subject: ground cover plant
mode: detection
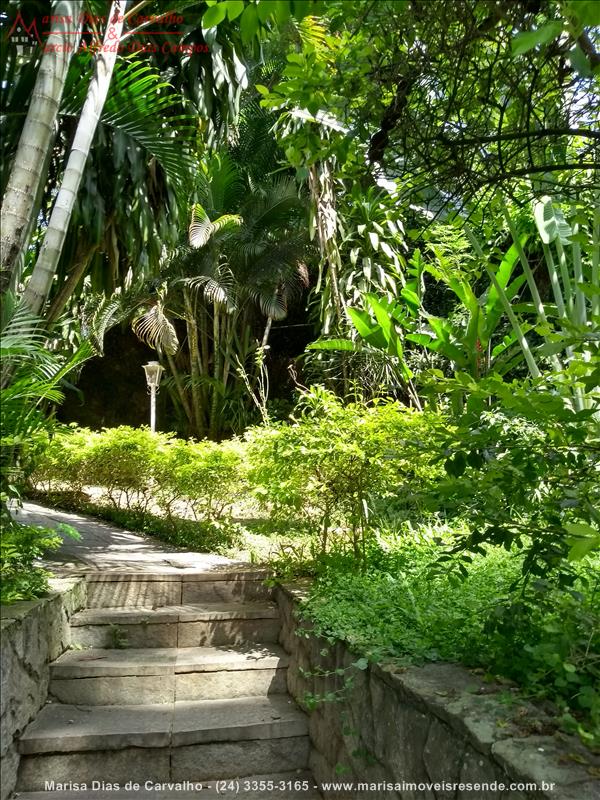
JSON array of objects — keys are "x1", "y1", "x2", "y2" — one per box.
[{"x1": 299, "y1": 535, "x2": 600, "y2": 748}]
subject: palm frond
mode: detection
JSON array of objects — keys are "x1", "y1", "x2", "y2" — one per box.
[
  {"x1": 242, "y1": 176, "x2": 304, "y2": 233},
  {"x1": 189, "y1": 204, "x2": 213, "y2": 248},
  {"x1": 82, "y1": 295, "x2": 128, "y2": 356},
  {"x1": 189, "y1": 204, "x2": 243, "y2": 249},
  {"x1": 297, "y1": 15, "x2": 332, "y2": 60},
  {"x1": 201, "y1": 153, "x2": 245, "y2": 214},
  {"x1": 62, "y1": 56, "x2": 196, "y2": 208},
  {"x1": 1, "y1": 293, "x2": 94, "y2": 480},
  {"x1": 185, "y1": 267, "x2": 238, "y2": 310},
  {"x1": 132, "y1": 304, "x2": 179, "y2": 355},
  {"x1": 0, "y1": 297, "x2": 50, "y2": 361},
  {"x1": 257, "y1": 292, "x2": 288, "y2": 321}
]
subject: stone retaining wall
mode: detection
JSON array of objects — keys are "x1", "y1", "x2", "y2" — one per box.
[
  {"x1": 0, "y1": 577, "x2": 86, "y2": 800},
  {"x1": 276, "y1": 584, "x2": 599, "y2": 800}
]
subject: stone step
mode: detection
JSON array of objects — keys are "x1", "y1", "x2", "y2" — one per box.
[
  {"x1": 84, "y1": 570, "x2": 272, "y2": 609},
  {"x1": 70, "y1": 601, "x2": 281, "y2": 648},
  {"x1": 49, "y1": 645, "x2": 290, "y2": 704},
  {"x1": 14, "y1": 771, "x2": 322, "y2": 799},
  {"x1": 17, "y1": 697, "x2": 309, "y2": 790}
]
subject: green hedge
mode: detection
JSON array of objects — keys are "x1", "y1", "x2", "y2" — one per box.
[{"x1": 32, "y1": 425, "x2": 246, "y2": 521}]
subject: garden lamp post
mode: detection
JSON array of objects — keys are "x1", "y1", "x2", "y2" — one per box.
[{"x1": 143, "y1": 361, "x2": 164, "y2": 433}]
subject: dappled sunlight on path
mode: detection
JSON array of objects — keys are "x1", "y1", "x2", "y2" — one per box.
[{"x1": 16, "y1": 501, "x2": 246, "y2": 574}]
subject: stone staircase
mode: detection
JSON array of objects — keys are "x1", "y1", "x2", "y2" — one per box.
[{"x1": 14, "y1": 569, "x2": 321, "y2": 799}]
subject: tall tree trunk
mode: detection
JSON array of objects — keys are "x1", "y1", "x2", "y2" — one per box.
[
  {"x1": 209, "y1": 304, "x2": 222, "y2": 440},
  {"x1": 0, "y1": 1, "x2": 81, "y2": 292},
  {"x1": 22, "y1": 1, "x2": 127, "y2": 314},
  {"x1": 309, "y1": 161, "x2": 349, "y2": 393},
  {"x1": 261, "y1": 315, "x2": 273, "y2": 348},
  {"x1": 183, "y1": 288, "x2": 205, "y2": 438}
]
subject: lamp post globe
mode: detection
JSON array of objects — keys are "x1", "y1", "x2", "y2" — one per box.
[{"x1": 143, "y1": 361, "x2": 164, "y2": 433}]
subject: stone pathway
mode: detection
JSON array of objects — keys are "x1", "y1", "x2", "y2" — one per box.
[
  {"x1": 12, "y1": 503, "x2": 321, "y2": 799},
  {"x1": 15, "y1": 502, "x2": 239, "y2": 572}
]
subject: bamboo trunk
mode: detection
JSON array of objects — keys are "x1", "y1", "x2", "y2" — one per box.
[
  {"x1": 209, "y1": 304, "x2": 222, "y2": 440},
  {"x1": 23, "y1": 1, "x2": 127, "y2": 314},
  {"x1": 166, "y1": 350, "x2": 193, "y2": 424},
  {"x1": 1, "y1": 1, "x2": 81, "y2": 290}
]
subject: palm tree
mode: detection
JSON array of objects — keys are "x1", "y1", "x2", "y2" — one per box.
[
  {"x1": 134, "y1": 153, "x2": 311, "y2": 439},
  {"x1": 0, "y1": 293, "x2": 92, "y2": 519}
]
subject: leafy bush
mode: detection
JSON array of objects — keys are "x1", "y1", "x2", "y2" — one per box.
[
  {"x1": 245, "y1": 387, "x2": 443, "y2": 557},
  {"x1": 83, "y1": 426, "x2": 159, "y2": 510},
  {"x1": 31, "y1": 426, "x2": 247, "y2": 548},
  {"x1": 153, "y1": 437, "x2": 245, "y2": 521},
  {"x1": 32, "y1": 427, "x2": 95, "y2": 496},
  {"x1": 1, "y1": 523, "x2": 65, "y2": 604},
  {"x1": 426, "y1": 373, "x2": 600, "y2": 583},
  {"x1": 32, "y1": 426, "x2": 246, "y2": 518}
]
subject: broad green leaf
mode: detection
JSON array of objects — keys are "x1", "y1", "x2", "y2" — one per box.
[
  {"x1": 565, "y1": 521, "x2": 600, "y2": 561},
  {"x1": 240, "y1": 4, "x2": 259, "y2": 44},
  {"x1": 533, "y1": 197, "x2": 572, "y2": 244},
  {"x1": 307, "y1": 338, "x2": 360, "y2": 352},
  {"x1": 427, "y1": 315, "x2": 451, "y2": 343},
  {"x1": 257, "y1": 1, "x2": 273, "y2": 22},
  {"x1": 380, "y1": 241, "x2": 394, "y2": 260},
  {"x1": 400, "y1": 287, "x2": 420, "y2": 310},
  {"x1": 568, "y1": 44, "x2": 593, "y2": 77},
  {"x1": 485, "y1": 238, "x2": 525, "y2": 315},
  {"x1": 365, "y1": 294, "x2": 393, "y2": 339},
  {"x1": 225, "y1": 0, "x2": 245, "y2": 21},
  {"x1": 538, "y1": 340, "x2": 569, "y2": 356},
  {"x1": 568, "y1": 536, "x2": 600, "y2": 561},
  {"x1": 512, "y1": 22, "x2": 562, "y2": 56},
  {"x1": 491, "y1": 332, "x2": 518, "y2": 358},
  {"x1": 368, "y1": 231, "x2": 379, "y2": 250},
  {"x1": 565, "y1": 522, "x2": 599, "y2": 537},
  {"x1": 405, "y1": 333, "x2": 466, "y2": 365},
  {"x1": 567, "y1": 0, "x2": 600, "y2": 26},
  {"x1": 273, "y1": 0, "x2": 292, "y2": 23},
  {"x1": 347, "y1": 306, "x2": 377, "y2": 339},
  {"x1": 202, "y1": 3, "x2": 228, "y2": 27},
  {"x1": 292, "y1": 0, "x2": 310, "y2": 19}
]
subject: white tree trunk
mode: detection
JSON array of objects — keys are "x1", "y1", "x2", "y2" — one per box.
[
  {"x1": 23, "y1": 1, "x2": 127, "y2": 314},
  {"x1": 0, "y1": 1, "x2": 81, "y2": 291}
]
